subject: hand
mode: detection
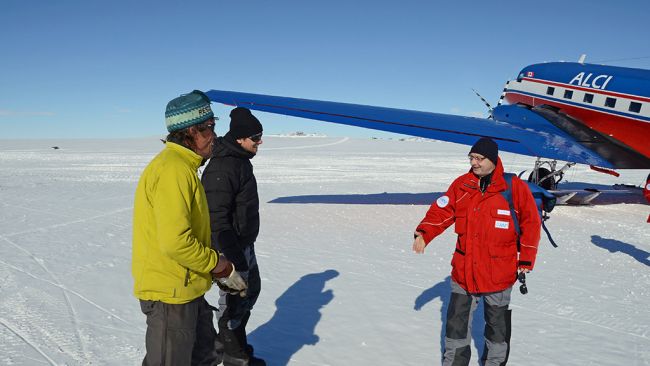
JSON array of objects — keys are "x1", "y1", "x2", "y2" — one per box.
[
  {"x1": 413, "y1": 233, "x2": 426, "y2": 254},
  {"x1": 518, "y1": 268, "x2": 530, "y2": 274},
  {"x1": 212, "y1": 259, "x2": 248, "y2": 297},
  {"x1": 215, "y1": 269, "x2": 248, "y2": 297}
]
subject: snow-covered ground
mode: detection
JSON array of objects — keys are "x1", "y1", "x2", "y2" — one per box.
[{"x1": 1, "y1": 137, "x2": 648, "y2": 366}]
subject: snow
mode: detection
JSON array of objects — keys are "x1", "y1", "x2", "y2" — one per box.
[{"x1": 1, "y1": 137, "x2": 648, "y2": 365}]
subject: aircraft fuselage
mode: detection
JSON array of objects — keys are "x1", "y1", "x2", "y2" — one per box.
[{"x1": 504, "y1": 62, "x2": 650, "y2": 164}]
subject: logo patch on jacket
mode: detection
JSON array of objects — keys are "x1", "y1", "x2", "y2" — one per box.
[
  {"x1": 495, "y1": 220, "x2": 509, "y2": 229},
  {"x1": 436, "y1": 195, "x2": 449, "y2": 208},
  {"x1": 497, "y1": 209, "x2": 510, "y2": 216}
]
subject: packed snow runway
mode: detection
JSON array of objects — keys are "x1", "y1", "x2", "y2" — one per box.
[{"x1": 1, "y1": 137, "x2": 648, "y2": 365}]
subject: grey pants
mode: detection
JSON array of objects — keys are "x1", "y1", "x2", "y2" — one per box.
[
  {"x1": 443, "y1": 280, "x2": 512, "y2": 366},
  {"x1": 140, "y1": 295, "x2": 220, "y2": 366}
]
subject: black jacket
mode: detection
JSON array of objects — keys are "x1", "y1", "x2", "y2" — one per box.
[{"x1": 201, "y1": 133, "x2": 259, "y2": 271}]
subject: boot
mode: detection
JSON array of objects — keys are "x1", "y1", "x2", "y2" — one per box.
[
  {"x1": 221, "y1": 353, "x2": 266, "y2": 366},
  {"x1": 220, "y1": 327, "x2": 266, "y2": 366},
  {"x1": 247, "y1": 355, "x2": 266, "y2": 366},
  {"x1": 219, "y1": 327, "x2": 248, "y2": 365},
  {"x1": 222, "y1": 352, "x2": 249, "y2": 366}
]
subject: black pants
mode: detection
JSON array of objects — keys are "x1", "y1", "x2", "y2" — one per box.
[
  {"x1": 140, "y1": 295, "x2": 219, "y2": 366},
  {"x1": 217, "y1": 264, "x2": 261, "y2": 358}
]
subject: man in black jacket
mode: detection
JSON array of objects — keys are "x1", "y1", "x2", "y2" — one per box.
[{"x1": 202, "y1": 107, "x2": 265, "y2": 366}]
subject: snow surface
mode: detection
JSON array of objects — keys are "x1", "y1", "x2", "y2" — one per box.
[{"x1": 0, "y1": 137, "x2": 648, "y2": 366}]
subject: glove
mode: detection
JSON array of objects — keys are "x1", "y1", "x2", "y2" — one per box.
[{"x1": 212, "y1": 263, "x2": 248, "y2": 297}]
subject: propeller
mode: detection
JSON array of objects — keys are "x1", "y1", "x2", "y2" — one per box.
[
  {"x1": 472, "y1": 88, "x2": 494, "y2": 115},
  {"x1": 472, "y1": 80, "x2": 511, "y2": 120}
]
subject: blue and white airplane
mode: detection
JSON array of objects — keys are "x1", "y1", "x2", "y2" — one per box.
[{"x1": 206, "y1": 59, "x2": 650, "y2": 195}]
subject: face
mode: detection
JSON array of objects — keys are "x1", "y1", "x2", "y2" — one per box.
[
  {"x1": 236, "y1": 132, "x2": 263, "y2": 154},
  {"x1": 468, "y1": 153, "x2": 496, "y2": 177},
  {"x1": 189, "y1": 118, "x2": 216, "y2": 159}
]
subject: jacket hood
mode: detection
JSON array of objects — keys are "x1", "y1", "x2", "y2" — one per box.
[{"x1": 212, "y1": 133, "x2": 256, "y2": 160}]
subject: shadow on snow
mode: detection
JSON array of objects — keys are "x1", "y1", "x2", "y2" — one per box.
[
  {"x1": 268, "y1": 185, "x2": 645, "y2": 206},
  {"x1": 269, "y1": 192, "x2": 444, "y2": 205},
  {"x1": 248, "y1": 269, "x2": 339, "y2": 365},
  {"x1": 413, "y1": 276, "x2": 486, "y2": 361},
  {"x1": 591, "y1": 235, "x2": 649, "y2": 267}
]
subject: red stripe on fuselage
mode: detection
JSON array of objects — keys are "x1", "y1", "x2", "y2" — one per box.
[{"x1": 506, "y1": 92, "x2": 650, "y2": 159}]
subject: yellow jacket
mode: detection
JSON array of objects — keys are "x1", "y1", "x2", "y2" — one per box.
[{"x1": 132, "y1": 142, "x2": 218, "y2": 304}]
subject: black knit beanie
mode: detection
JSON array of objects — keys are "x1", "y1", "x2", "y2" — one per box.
[
  {"x1": 469, "y1": 137, "x2": 498, "y2": 164},
  {"x1": 229, "y1": 107, "x2": 263, "y2": 139}
]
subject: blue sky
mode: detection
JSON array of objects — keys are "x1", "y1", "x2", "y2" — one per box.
[{"x1": 2, "y1": 0, "x2": 649, "y2": 139}]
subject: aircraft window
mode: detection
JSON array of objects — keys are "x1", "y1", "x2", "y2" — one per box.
[
  {"x1": 583, "y1": 93, "x2": 594, "y2": 103},
  {"x1": 605, "y1": 97, "x2": 617, "y2": 108},
  {"x1": 546, "y1": 87, "x2": 555, "y2": 96},
  {"x1": 564, "y1": 90, "x2": 573, "y2": 99},
  {"x1": 629, "y1": 101, "x2": 642, "y2": 113}
]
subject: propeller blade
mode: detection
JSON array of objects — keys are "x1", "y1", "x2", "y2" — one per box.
[
  {"x1": 496, "y1": 80, "x2": 511, "y2": 107},
  {"x1": 472, "y1": 88, "x2": 493, "y2": 111}
]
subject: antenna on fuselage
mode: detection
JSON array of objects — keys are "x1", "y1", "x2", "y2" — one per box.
[{"x1": 578, "y1": 54, "x2": 587, "y2": 64}]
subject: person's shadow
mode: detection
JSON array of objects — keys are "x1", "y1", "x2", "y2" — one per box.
[
  {"x1": 414, "y1": 276, "x2": 485, "y2": 361},
  {"x1": 591, "y1": 235, "x2": 650, "y2": 267},
  {"x1": 248, "y1": 269, "x2": 339, "y2": 365}
]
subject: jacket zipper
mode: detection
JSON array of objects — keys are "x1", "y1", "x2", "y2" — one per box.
[{"x1": 184, "y1": 268, "x2": 190, "y2": 287}]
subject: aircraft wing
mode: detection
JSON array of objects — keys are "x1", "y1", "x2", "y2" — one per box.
[{"x1": 205, "y1": 90, "x2": 613, "y2": 168}]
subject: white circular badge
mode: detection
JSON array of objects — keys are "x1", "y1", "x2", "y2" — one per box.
[
  {"x1": 436, "y1": 195, "x2": 450, "y2": 208},
  {"x1": 646, "y1": 183, "x2": 650, "y2": 190}
]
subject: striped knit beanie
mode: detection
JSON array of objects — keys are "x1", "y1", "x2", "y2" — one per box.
[{"x1": 165, "y1": 90, "x2": 214, "y2": 132}]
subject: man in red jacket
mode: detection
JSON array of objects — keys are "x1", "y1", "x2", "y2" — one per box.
[{"x1": 413, "y1": 137, "x2": 541, "y2": 366}]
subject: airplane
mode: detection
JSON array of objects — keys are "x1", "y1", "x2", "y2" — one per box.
[{"x1": 205, "y1": 58, "x2": 650, "y2": 203}]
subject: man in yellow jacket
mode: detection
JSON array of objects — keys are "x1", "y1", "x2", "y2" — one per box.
[{"x1": 132, "y1": 90, "x2": 247, "y2": 366}]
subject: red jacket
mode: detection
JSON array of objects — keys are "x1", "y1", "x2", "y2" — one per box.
[{"x1": 416, "y1": 158, "x2": 541, "y2": 293}]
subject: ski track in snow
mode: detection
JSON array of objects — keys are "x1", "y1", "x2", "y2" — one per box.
[
  {"x1": 0, "y1": 318, "x2": 58, "y2": 366},
  {"x1": 0, "y1": 235, "x2": 90, "y2": 364},
  {"x1": 0, "y1": 258, "x2": 135, "y2": 328},
  {"x1": 2, "y1": 207, "x2": 131, "y2": 238}
]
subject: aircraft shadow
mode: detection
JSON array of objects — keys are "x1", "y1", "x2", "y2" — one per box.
[
  {"x1": 591, "y1": 235, "x2": 650, "y2": 267},
  {"x1": 268, "y1": 186, "x2": 644, "y2": 206},
  {"x1": 413, "y1": 276, "x2": 485, "y2": 361},
  {"x1": 248, "y1": 269, "x2": 339, "y2": 365},
  {"x1": 269, "y1": 192, "x2": 443, "y2": 205}
]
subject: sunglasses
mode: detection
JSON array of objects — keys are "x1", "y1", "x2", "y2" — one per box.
[
  {"x1": 196, "y1": 119, "x2": 216, "y2": 132},
  {"x1": 248, "y1": 132, "x2": 263, "y2": 143}
]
